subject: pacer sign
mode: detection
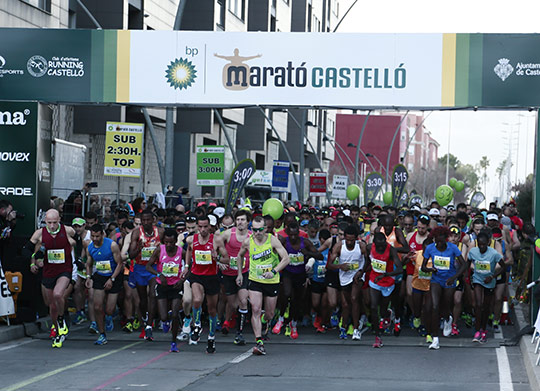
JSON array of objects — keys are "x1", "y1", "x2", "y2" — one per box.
[
  {"x1": 104, "y1": 122, "x2": 144, "y2": 177},
  {"x1": 196, "y1": 146, "x2": 225, "y2": 186}
]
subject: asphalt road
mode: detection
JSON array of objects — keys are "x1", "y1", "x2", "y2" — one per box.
[{"x1": 0, "y1": 320, "x2": 531, "y2": 391}]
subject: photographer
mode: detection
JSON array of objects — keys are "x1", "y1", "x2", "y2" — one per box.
[{"x1": 0, "y1": 200, "x2": 21, "y2": 263}]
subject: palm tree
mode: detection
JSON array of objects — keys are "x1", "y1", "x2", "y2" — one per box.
[{"x1": 479, "y1": 156, "x2": 490, "y2": 200}]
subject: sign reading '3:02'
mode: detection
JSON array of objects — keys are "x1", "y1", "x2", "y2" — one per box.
[{"x1": 104, "y1": 122, "x2": 144, "y2": 178}]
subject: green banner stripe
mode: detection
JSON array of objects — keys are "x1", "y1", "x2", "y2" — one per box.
[
  {"x1": 455, "y1": 34, "x2": 470, "y2": 106},
  {"x1": 468, "y1": 34, "x2": 483, "y2": 106},
  {"x1": 103, "y1": 30, "x2": 118, "y2": 102},
  {"x1": 90, "y1": 30, "x2": 105, "y2": 102}
]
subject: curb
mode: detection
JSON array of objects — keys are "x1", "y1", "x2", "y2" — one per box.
[
  {"x1": 512, "y1": 296, "x2": 540, "y2": 390},
  {"x1": 0, "y1": 317, "x2": 51, "y2": 345}
]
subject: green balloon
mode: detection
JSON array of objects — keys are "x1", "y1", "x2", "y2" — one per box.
[
  {"x1": 383, "y1": 191, "x2": 393, "y2": 205},
  {"x1": 435, "y1": 185, "x2": 454, "y2": 207},
  {"x1": 262, "y1": 198, "x2": 283, "y2": 220},
  {"x1": 535, "y1": 238, "x2": 540, "y2": 248},
  {"x1": 455, "y1": 180, "x2": 465, "y2": 192},
  {"x1": 449, "y1": 177, "x2": 457, "y2": 188},
  {"x1": 346, "y1": 184, "x2": 361, "y2": 201}
]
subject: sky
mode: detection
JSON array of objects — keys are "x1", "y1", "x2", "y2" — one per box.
[{"x1": 336, "y1": 0, "x2": 540, "y2": 204}]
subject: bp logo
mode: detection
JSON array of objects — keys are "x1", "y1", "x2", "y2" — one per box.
[
  {"x1": 165, "y1": 58, "x2": 197, "y2": 90},
  {"x1": 27, "y1": 55, "x2": 48, "y2": 77},
  {"x1": 494, "y1": 58, "x2": 513, "y2": 81}
]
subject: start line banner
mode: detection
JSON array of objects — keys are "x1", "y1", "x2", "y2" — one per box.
[{"x1": 3, "y1": 29, "x2": 540, "y2": 108}]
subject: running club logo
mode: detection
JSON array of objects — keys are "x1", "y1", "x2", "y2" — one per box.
[
  {"x1": 214, "y1": 49, "x2": 262, "y2": 91},
  {"x1": 494, "y1": 58, "x2": 513, "y2": 81},
  {"x1": 165, "y1": 58, "x2": 197, "y2": 90},
  {"x1": 27, "y1": 55, "x2": 48, "y2": 78}
]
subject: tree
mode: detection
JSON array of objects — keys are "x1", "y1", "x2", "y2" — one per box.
[
  {"x1": 512, "y1": 174, "x2": 533, "y2": 223},
  {"x1": 438, "y1": 153, "x2": 461, "y2": 171},
  {"x1": 479, "y1": 156, "x2": 490, "y2": 198}
]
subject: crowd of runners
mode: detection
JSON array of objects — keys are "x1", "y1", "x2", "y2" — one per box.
[{"x1": 25, "y1": 198, "x2": 525, "y2": 355}]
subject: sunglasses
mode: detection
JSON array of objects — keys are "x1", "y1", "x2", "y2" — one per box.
[
  {"x1": 252, "y1": 227, "x2": 265, "y2": 232},
  {"x1": 222, "y1": 224, "x2": 234, "y2": 229},
  {"x1": 186, "y1": 216, "x2": 197, "y2": 222}
]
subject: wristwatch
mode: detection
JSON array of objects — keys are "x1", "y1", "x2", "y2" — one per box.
[
  {"x1": 271, "y1": 268, "x2": 277, "y2": 275},
  {"x1": 110, "y1": 277, "x2": 115, "y2": 282}
]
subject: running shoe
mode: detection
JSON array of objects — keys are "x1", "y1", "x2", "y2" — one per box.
[
  {"x1": 216, "y1": 320, "x2": 222, "y2": 332},
  {"x1": 105, "y1": 316, "x2": 114, "y2": 332},
  {"x1": 493, "y1": 320, "x2": 501, "y2": 333},
  {"x1": 74, "y1": 312, "x2": 87, "y2": 325},
  {"x1": 88, "y1": 321, "x2": 99, "y2": 334},
  {"x1": 52, "y1": 335, "x2": 63, "y2": 348},
  {"x1": 123, "y1": 321, "x2": 134, "y2": 333},
  {"x1": 221, "y1": 320, "x2": 230, "y2": 335},
  {"x1": 49, "y1": 325, "x2": 57, "y2": 339},
  {"x1": 177, "y1": 332, "x2": 189, "y2": 341},
  {"x1": 139, "y1": 329, "x2": 146, "y2": 339},
  {"x1": 253, "y1": 340, "x2": 266, "y2": 356},
  {"x1": 190, "y1": 325, "x2": 201, "y2": 345},
  {"x1": 272, "y1": 318, "x2": 284, "y2": 335},
  {"x1": 339, "y1": 327, "x2": 347, "y2": 339},
  {"x1": 426, "y1": 335, "x2": 433, "y2": 344},
  {"x1": 145, "y1": 326, "x2": 154, "y2": 341},
  {"x1": 313, "y1": 315, "x2": 322, "y2": 329},
  {"x1": 393, "y1": 319, "x2": 401, "y2": 336},
  {"x1": 347, "y1": 324, "x2": 354, "y2": 336},
  {"x1": 182, "y1": 317, "x2": 192, "y2": 334},
  {"x1": 162, "y1": 321, "x2": 170, "y2": 334},
  {"x1": 352, "y1": 329, "x2": 362, "y2": 341},
  {"x1": 472, "y1": 331, "x2": 481, "y2": 343},
  {"x1": 442, "y1": 316, "x2": 453, "y2": 337},
  {"x1": 234, "y1": 332, "x2": 246, "y2": 346},
  {"x1": 290, "y1": 325, "x2": 298, "y2": 340},
  {"x1": 133, "y1": 318, "x2": 141, "y2": 330},
  {"x1": 462, "y1": 313, "x2": 473, "y2": 328},
  {"x1": 428, "y1": 339, "x2": 440, "y2": 350},
  {"x1": 413, "y1": 317, "x2": 421, "y2": 329},
  {"x1": 480, "y1": 331, "x2": 487, "y2": 344},
  {"x1": 283, "y1": 304, "x2": 290, "y2": 319},
  {"x1": 372, "y1": 336, "x2": 383, "y2": 348},
  {"x1": 94, "y1": 334, "x2": 108, "y2": 345},
  {"x1": 57, "y1": 317, "x2": 69, "y2": 336},
  {"x1": 206, "y1": 337, "x2": 216, "y2": 354},
  {"x1": 330, "y1": 314, "x2": 339, "y2": 328},
  {"x1": 170, "y1": 342, "x2": 179, "y2": 353},
  {"x1": 285, "y1": 324, "x2": 291, "y2": 337},
  {"x1": 418, "y1": 325, "x2": 427, "y2": 337},
  {"x1": 451, "y1": 323, "x2": 460, "y2": 336}
]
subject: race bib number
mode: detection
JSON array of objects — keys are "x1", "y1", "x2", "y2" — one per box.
[
  {"x1": 289, "y1": 253, "x2": 305, "y2": 266},
  {"x1": 195, "y1": 250, "x2": 212, "y2": 265},
  {"x1": 95, "y1": 260, "x2": 112, "y2": 273},
  {"x1": 141, "y1": 246, "x2": 156, "y2": 262},
  {"x1": 371, "y1": 258, "x2": 387, "y2": 274},
  {"x1": 229, "y1": 256, "x2": 238, "y2": 270},
  {"x1": 347, "y1": 261, "x2": 359, "y2": 270},
  {"x1": 433, "y1": 256, "x2": 450, "y2": 271},
  {"x1": 162, "y1": 262, "x2": 180, "y2": 277},
  {"x1": 475, "y1": 260, "x2": 491, "y2": 274},
  {"x1": 255, "y1": 264, "x2": 272, "y2": 280},
  {"x1": 317, "y1": 265, "x2": 326, "y2": 278},
  {"x1": 47, "y1": 249, "x2": 65, "y2": 264}
]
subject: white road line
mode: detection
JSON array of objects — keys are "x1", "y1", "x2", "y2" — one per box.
[
  {"x1": 494, "y1": 326, "x2": 504, "y2": 340},
  {"x1": 229, "y1": 349, "x2": 252, "y2": 364},
  {"x1": 496, "y1": 346, "x2": 514, "y2": 391},
  {"x1": 0, "y1": 339, "x2": 36, "y2": 352}
]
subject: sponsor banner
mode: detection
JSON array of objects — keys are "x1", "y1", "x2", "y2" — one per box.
[
  {"x1": 309, "y1": 172, "x2": 327, "y2": 197},
  {"x1": 104, "y1": 122, "x2": 144, "y2": 177},
  {"x1": 364, "y1": 172, "x2": 384, "y2": 204},
  {"x1": 196, "y1": 146, "x2": 225, "y2": 185},
  {"x1": 0, "y1": 102, "x2": 39, "y2": 236},
  {"x1": 272, "y1": 160, "x2": 290, "y2": 192},
  {"x1": 247, "y1": 170, "x2": 272, "y2": 187},
  {"x1": 225, "y1": 159, "x2": 256, "y2": 214},
  {"x1": 0, "y1": 263, "x2": 15, "y2": 317},
  {"x1": 391, "y1": 164, "x2": 409, "y2": 208},
  {"x1": 470, "y1": 191, "x2": 486, "y2": 208},
  {"x1": 332, "y1": 175, "x2": 348, "y2": 199}
]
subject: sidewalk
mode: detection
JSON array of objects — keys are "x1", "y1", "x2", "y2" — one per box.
[
  {"x1": 0, "y1": 316, "x2": 52, "y2": 344},
  {"x1": 513, "y1": 298, "x2": 540, "y2": 391}
]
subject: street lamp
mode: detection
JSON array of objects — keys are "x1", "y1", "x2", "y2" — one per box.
[{"x1": 347, "y1": 143, "x2": 377, "y2": 174}]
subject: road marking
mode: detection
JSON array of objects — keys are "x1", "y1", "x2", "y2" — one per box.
[
  {"x1": 494, "y1": 327, "x2": 504, "y2": 340},
  {"x1": 0, "y1": 339, "x2": 36, "y2": 352},
  {"x1": 496, "y1": 346, "x2": 514, "y2": 391},
  {"x1": 229, "y1": 349, "x2": 252, "y2": 363},
  {"x1": 2, "y1": 341, "x2": 142, "y2": 391},
  {"x1": 93, "y1": 350, "x2": 170, "y2": 390}
]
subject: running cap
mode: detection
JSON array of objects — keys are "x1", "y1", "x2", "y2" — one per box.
[
  {"x1": 428, "y1": 208, "x2": 440, "y2": 216},
  {"x1": 487, "y1": 213, "x2": 499, "y2": 221},
  {"x1": 72, "y1": 217, "x2": 86, "y2": 226},
  {"x1": 411, "y1": 205, "x2": 421, "y2": 212},
  {"x1": 213, "y1": 207, "x2": 225, "y2": 218},
  {"x1": 501, "y1": 216, "x2": 512, "y2": 227},
  {"x1": 208, "y1": 214, "x2": 217, "y2": 226}
]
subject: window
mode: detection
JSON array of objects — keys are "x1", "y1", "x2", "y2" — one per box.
[
  {"x1": 255, "y1": 153, "x2": 265, "y2": 170},
  {"x1": 229, "y1": 0, "x2": 246, "y2": 21},
  {"x1": 270, "y1": 15, "x2": 276, "y2": 31},
  {"x1": 217, "y1": 0, "x2": 226, "y2": 29},
  {"x1": 23, "y1": 0, "x2": 51, "y2": 12}
]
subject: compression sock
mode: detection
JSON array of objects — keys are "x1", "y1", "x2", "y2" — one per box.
[
  {"x1": 209, "y1": 315, "x2": 217, "y2": 337},
  {"x1": 238, "y1": 308, "x2": 248, "y2": 333},
  {"x1": 193, "y1": 307, "x2": 202, "y2": 326}
]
